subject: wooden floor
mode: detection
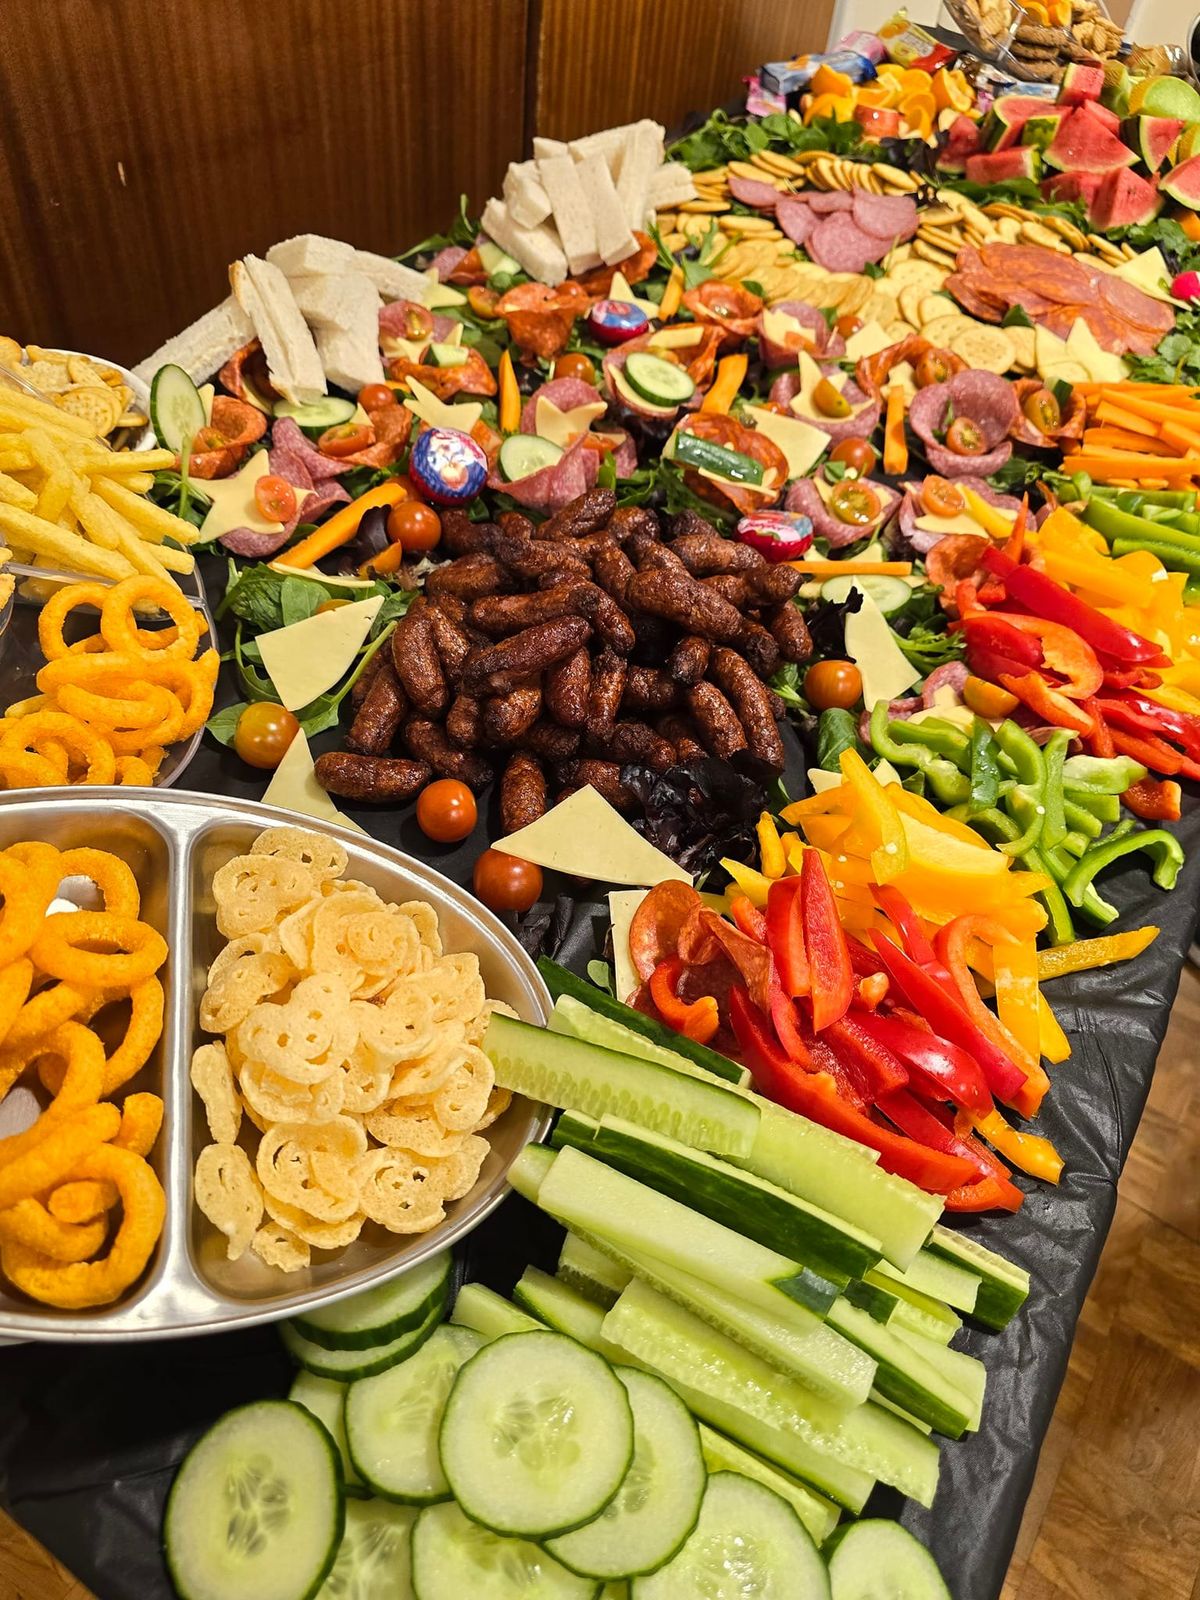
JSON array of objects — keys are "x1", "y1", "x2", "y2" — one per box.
[{"x1": 1, "y1": 974, "x2": 1197, "y2": 1600}]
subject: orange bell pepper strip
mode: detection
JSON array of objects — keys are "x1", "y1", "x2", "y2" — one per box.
[
  {"x1": 648, "y1": 956, "x2": 720, "y2": 1044},
  {"x1": 883, "y1": 386, "x2": 907, "y2": 475},
  {"x1": 934, "y1": 918, "x2": 1049, "y2": 1117},
  {"x1": 756, "y1": 811, "x2": 787, "y2": 879},
  {"x1": 282, "y1": 481, "x2": 410, "y2": 568},
  {"x1": 701, "y1": 354, "x2": 749, "y2": 415},
  {"x1": 497, "y1": 349, "x2": 521, "y2": 435},
  {"x1": 1035, "y1": 925, "x2": 1159, "y2": 982},
  {"x1": 658, "y1": 264, "x2": 684, "y2": 322},
  {"x1": 969, "y1": 1108, "x2": 1063, "y2": 1183}
]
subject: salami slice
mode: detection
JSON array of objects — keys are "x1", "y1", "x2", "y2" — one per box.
[
  {"x1": 485, "y1": 433, "x2": 598, "y2": 511},
  {"x1": 850, "y1": 191, "x2": 918, "y2": 242},
  {"x1": 1096, "y1": 272, "x2": 1173, "y2": 335},
  {"x1": 270, "y1": 417, "x2": 352, "y2": 480},
  {"x1": 807, "y1": 191, "x2": 854, "y2": 214},
  {"x1": 775, "y1": 196, "x2": 817, "y2": 247},
  {"x1": 759, "y1": 299, "x2": 834, "y2": 367},
  {"x1": 387, "y1": 348, "x2": 497, "y2": 400},
  {"x1": 784, "y1": 476, "x2": 900, "y2": 548},
  {"x1": 807, "y1": 217, "x2": 889, "y2": 274},
  {"x1": 921, "y1": 662, "x2": 969, "y2": 705},
  {"x1": 572, "y1": 233, "x2": 658, "y2": 296},
  {"x1": 430, "y1": 245, "x2": 468, "y2": 282},
  {"x1": 909, "y1": 370, "x2": 1018, "y2": 454},
  {"x1": 924, "y1": 438, "x2": 1012, "y2": 478},
  {"x1": 378, "y1": 299, "x2": 435, "y2": 341},
  {"x1": 519, "y1": 376, "x2": 603, "y2": 436},
  {"x1": 682, "y1": 280, "x2": 763, "y2": 352},
  {"x1": 728, "y1": 175, "x2": 780, "y2": 210},
  {"x1": 768, "y1": 368, "x2": 881, "y2": 443},
  {"x1": 899, "y1": 476, "x2": 1022, "y2": 552}
]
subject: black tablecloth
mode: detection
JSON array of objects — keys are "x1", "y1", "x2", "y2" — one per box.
[{"x1": 1, "y1": 563, "x2": 1196, "y2": 1600}]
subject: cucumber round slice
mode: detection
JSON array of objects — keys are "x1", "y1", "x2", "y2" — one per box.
[
  {"x1": 165, "y1": 1400, "x2": 343, "y2": 1600},
  {"x1": 274, "y1": 397, "x2": 358, "y2": 430},
  {"x1": 410, "y1": 1501, "x2": 595, "y2": 1600},
  {"x1": 439, "y1": 1329, "x2": 634, "y2": 1539},
  {"x1": 295, "y1": 1254, "x2": 453, "y2": 1351},
  {"x1": 346, "y1": 1326, "x2": 482, "y2": 1503},
  {"x1": 282, "y1": 1300, "x2": 442, "y2": 1381},
  {"x1": 499, "y1": 434, "x2": 563, "y2": 482},
  {"x1": 317, "y1": 1498, "x2": 416, "y2": 1599},
  {"x1": 825, "y1": 1519, "x2": 950, "y2": 1599},
  {"x1": 289, "y1": 1371, "x2": 367, "y2": 1496},
  {"x1": 547, "y1": 1368, "x2": 705, "y2": 1579},
  {"x1": 633, "y1": 1472, "x2": 830, "y2": 1599},
  {"x1": 820, "y1": 574, "x2": 913, "y2": 616},
  {"x1": 622, "y1": 354, "x2": 695, "y2": 408},
  {"x1": 151, "y1": 363, "x2": 207, "y2": 453}
]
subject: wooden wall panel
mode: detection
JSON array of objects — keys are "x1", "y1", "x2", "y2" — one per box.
[
  {"x1": 0, "y1": 0, "x2": 530, "y2": 367},
  {"x1": 531, "y1": 0, "x2": 833, "y2": 143}
]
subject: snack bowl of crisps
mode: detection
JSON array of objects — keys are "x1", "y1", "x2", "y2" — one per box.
[
  {"x1": 0, "y1": 794, "x2": 551, "y2": 1339},
  {"x1": 0, "y1": 340, "x2": 152, "y2": 450}
]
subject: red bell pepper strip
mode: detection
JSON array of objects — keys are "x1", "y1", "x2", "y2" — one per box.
[
  {"x1": 932, "y1": 919, "x2": 1048, "y2": 1119},
  {"x1": 848, "y1": 936, "x2": 886, "y2": 978},
  {"x1": 982, "y1": 547, "x2": 1167, "y2": 666},
  {"x1": 766, "y1": 877, "x2": 809, "y2": 999},
  {"x1": 961, "y1": 614, "x2": 1044, "y2": 671},
  {"x1": 987, "y1": 614, "x2": 1104, "y2": 698},
  {"x1": 855, "y1": 1011, "x2": 992, "y2": 1115},
  {"x1": 729, "y1": 894, "x2": 768, "y2": 944},
  {"x1": 800, "y1": 849, "x2": 853, "y2": 1032},
  {"x1": 1122, "y1": 777, "x2": 1182, "y2": 822},
  {"x1": 870, "y1": 931, "x2": 1029, "y2": 1105},
  {"x1": 769, "y1": 989, "x2": 813, "y2": 1071},
  {"x1": 1108, "y1": 727, "x2": 1182, "y2": 777},
  {"x1": 870, "y1": 885, "x2": 947, "y2": 976},
  {"x1": 825, "y1": 1015, "x2": 909, "y2": 1098},
  {"x1": 729, "y1": 987, "x2": 976, "y2": 1193},
  {"x1": 877, "y1": 1089, "x2": 990, "y2": 1178},
  {"x1": 1082, "y1": 698, "x2": 1114, "y2": 757},
  {"x1": 1099, "y1": 692, "x2": 1200, "y2": 758},
  {"x1": 648, "y1": 956, "x2": 720, "y2": 1044}
]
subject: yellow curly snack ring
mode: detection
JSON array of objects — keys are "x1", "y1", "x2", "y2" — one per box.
[
  {"x1": 100, "y1": 983, "x2": 165, "y2": 1095},
  {"x1": 47, "y1": 1178, "x2": 120, "y2": 1224},
  {"x1": 29, "y1": 1021, "x2": 106, "y2": 1118},
  {"x1": 0, "y1": 711, "x2": 117, "y2": 786},
  {"x1": 37, "y1": 653, "x2": 143, "y2": 694},
  {"x1": 55, "y1": 848, "x2": 141, "y2": 918},
  {"x1": 3, "y1": 979, "x2": 95, "y2": 1052},
  {"x1": 0, "y1": 1197, "x2": 108, "y2": 1262},
  {"x1": 57, "y1": 681, "x2": 180, "y2": 733},
  {"x1": 102, "y1": 694, "x2": 186, "y2": 754},
  {"x1": 30, "y1": 912, "x2": 167, "y2": 989},
  {"x1": 115, "y1": 755, "x2": 155, "y2": 786},
  {"x1": 0, "y1": 747, "x2": 64, "y2": 789},
  {"x1": 0, "y1": 959, "x2": 34, "y2": 1051},
  {"x1": 0, "y1": 1103, "x2": 120, "y2": 1210},
  {"x1": 100, "y1": 575, "x2": 202, "y2": 662},
  {"x1": 0, "y1": 1144, "x2": 165, "y2": 1309},
  {"x1": 37, "y1": 582, "x2": 112, "y2": 662},
  {"x1": 0, "y1": 853, "x2": 55, "y2": 967},
  {"x1": 113, "y1": 1091, "x2": 164, "y2": 1157}
]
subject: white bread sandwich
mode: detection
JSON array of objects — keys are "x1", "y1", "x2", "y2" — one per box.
[
  {"x1": 314, "y1": 272, "x2": 385, "y2": 392},
  {"x1": 132, "y1": 297, "x2": 254, "y2": 386},
  {"x1": 480, "y1": 198, "x2": 568, "y2": 286},
  {"x1": 230, "y1": 255, "x2": 326, "y2": 405},
  {"x1": 266, "y1": 234, "x2": 356, "y2": 277}
]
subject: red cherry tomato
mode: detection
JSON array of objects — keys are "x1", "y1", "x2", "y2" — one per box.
[
  {"x1": 553, "y1": 352, "x2": 597, "y2": 384},
  {"x1": 416, "y1": 779, "x2": 478, "y2": 843},
  {"x1": 359, "y1": 383, "x2": 396, "y2": 413},
  {"x1": 945, "y1": 417, "x2": 986, "y2": 457},
  {"x1": 319, "y1": 422, "x2": 374, "y2": 458},
  {"x1": 473, "y1": 849, "x2": 543, "y2": 914},
  {"x1": 253, "y1": 474, "x2": 298, "y2": 525},
  {"x1": 387, "y1": 500, "x2": 442, "y2": 553},
  {"x1": 914, "y1": 349, "x2": 964, "y2": 387},
  {"x1": 920, "y1": 475, "x2": 966, "y2": 517},
  {"x1": 233, "y1": 702, "x2": 300, "y2": 770},
  {"x1": 1022, "y1": 387, "x2": 1062, "y2": 433},
  {"x1": 835, "y1": 313, "x2": 863, "y2": 338},
  {"x1": 828, "y1": 438, "x2": 877, "y2": 477},
  {"x1": 828, "y1": 481, "x2": 881, "y2": 526},
  {"x1": 804, "y1": 660, "x2": 863, "y2": 712}
]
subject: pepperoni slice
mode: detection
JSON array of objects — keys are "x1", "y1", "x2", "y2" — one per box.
[
  {"x1": 387, "y1": 347, "x2": 497, "y2": 400},
  {"x1": 217, "y1": 340, "x2": 278, "y2": 405},
  {"x1": 328, "y1": 405, "x2": 413, "y2": 470},
  {"x1": 675, "y1": 413, "x2": 790, "y2": 516},
  {"x1": 446, "y1": 245, "x2": 489, "y2": 286},
  {"x1": 925, "y1": 534, "x2": 990, "y2": 606},
  {"x1": 187, "y1": 396, "x2": 268, "y2": 479},
  {"x1": 572, "y1": 233, "x2": 658, "y2": 297},
  {"x1": 681, "y1": 280, "x2": 763, "y2": 353},
  {"x1": 628, "y1": 882, "x2": 704, "y2": 983},
  {"x1": 496, "y1": 281, "x2": 590, "y2": 359}
]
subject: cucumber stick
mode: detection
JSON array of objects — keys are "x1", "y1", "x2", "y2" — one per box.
[
  {"x1": 893, "y1": 1327, "x2": 986, "y2": 1433},
  {"x1": 873, "y1": 1251, "x2": 979, "y2": 1314},
  {"x1": 550, "y1": 993, "x2": 751, "y2": 1089},
  {"x1": 537, "y1": 1144, "x2": 844, "y2": 1321},
  {"x1": 604, "y1": 1281, "x2": 939, "y2": 1509},
  {"x1": 485, "y1": 1012, "x2": 758, "y2": 1158},
  {"x1": 514, "y1": 1267, "x2": 612, "y2": 1348},
  {"x1": 451, "y1": 1283, "x2": 542, "y2": 1342},
  {"x1": 925, "y1": 1224, "x2": 1030, "y2": 1329},
  {"x1": 557, "y1": 1231, "x2": 634, "y2": 1308},
  {"x1": 827, "y1": 1301, "x2": 977, "y2": 1440}
]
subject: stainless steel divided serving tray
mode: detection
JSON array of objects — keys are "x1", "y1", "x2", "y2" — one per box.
[{"x1": 0, "y1": 790, "x2": 552, "y2": 1342}]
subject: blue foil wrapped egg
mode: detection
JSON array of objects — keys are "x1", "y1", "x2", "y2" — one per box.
[
  {"x1": 588, "y1": 298, "x2": 651, "y2": 345},
  {"x1": 408, "y1": 426, "x2": 488, "y2": 505}
]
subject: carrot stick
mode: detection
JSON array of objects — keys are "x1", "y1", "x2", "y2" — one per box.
[
  {"x1": 1093, "y1": 401, "x2": 1161, "y2": 437},
  {"x1": 497, "y1": 349, "x2": 520, "y2": 434},
  {"x1": 789, "y1": 559, "x2": 913, "y2": 577},
  {"x1": 883, "y1": 386, "x2": 907, "y2": 476},
  {"x1": 659, "y1": 264, "x2": 685, "y2": 321},
  {"x1": 1107, "y1": 392, "x2": 1200, "y2": 427},
  {"x1": 1160, "y1": 419, "x2": 1200, "y2": 455},
  {"x1": 1081, "y1": 428, "x2": 1177, "y2": 456},
  {"x1": 280, "y1": 481, "x2": 410, "y2": 568}
]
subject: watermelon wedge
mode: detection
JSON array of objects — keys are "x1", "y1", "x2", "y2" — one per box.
[
  {"x1": 966, "y1": 148, "x2": 1042, "y2": 184},
  {"x1": 1041, "y1": 172, "x2": 1105, "y2": 208},
  {"x1": 983, "y1": 94, "x2": 1065, "y2": 151},
  {"x1": 936, "y1": 112, "x2": 983, "y2": 174},
  {"x1": 1161, "y1": 154, "x2": 1200, "y2": 206},
  {"x1": 1079, "y1": 100, "x2": 1121, "y2": 134},
  {"x1": 1123, "y1": 116, "x2": 1185, "y2": 172},
  {"x1": 1088, "y1": 168, "x2": 1162, "y2": 230},
  {"x1": 1058, "y1": 63, "x2": 1105, "y2": 106},
  {"x1": 1043, "y1": 107, "x2": 1137, "y2": 175}
]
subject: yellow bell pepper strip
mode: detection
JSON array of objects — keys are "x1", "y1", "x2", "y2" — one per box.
[
  {"x1": 1036, "y1": 925, "x2": 1159, "y2": 981},
  {"x1": 658, "y1": 264, "x2": 684, "y2": 322},
  {"x1": 969, "y1": 1108, "x2": 1063, "y2": 1184},
  {"x1": 962, "y1": 486, "x2": 1015, "y2": 541},
  {"x1": 1036, "y1": 994, "x2": 1072, "y2": 1064},
  {"x1": 720, "y1": 858, "x2": 772, "y2": 908},
  {"x1": 839, "y1": 748, "x2": 907, "y2": 882},
  {"x1": 498, "y1": 349, "x2": 521, "y2": 435},
  {"x1": 991, "y1": 935, "x2": 1041, "y2": 1070},
  {"x1": 700, "y1": 354, "x2": 748, "y2": 415},
  {"x1": 279, "y1": 481, "x2": 410, "y2": 568},
  {"x1": 756, "y1": 812, "x2": 787, "y2": 880}
]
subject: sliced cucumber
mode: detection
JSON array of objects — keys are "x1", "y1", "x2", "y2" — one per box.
[
  {"x1": 622, "y1": 353, "x2": 696, "y2": 409},
  {"x1": 605, "y1": 1281, "x2": 939, "y2": 1508},
  {"x1": 498, "y1": 434, "x2": 563, "y2": 481},
  {"x1": 485, "y1": 1012, "x2": 759, "y2": 1159},
  {"x1": 317, "y1": 1498, "x2": 416, "y2": 1599},
  {"x1": 873, "y1": 1251, "x2": 979, "y2": 1315},
  {"x1": 547, "y1": 1368, "x2": 705, "y2": 1580},
  {"x1": 439, "y1": 1330, "x2": 634, "y2": 1538},
  {"x1": 820, "y1": 574, "x2": 912, "y2": 615},
  {"x1": 539, "y1": 962, "x2": 747, "y2": 1085},
  {"x1": 557, "y1": 1112, "x2": 883, "y2": 1283},
  {"x1": 925, "y1": 1224, "x2": 1029, "y2": 1329},
  {"x1": 450, "y1": 1283, "x2": 541, "y2": 1342},
  {"x1": 550, "y1": 994, "x2": 750, "y2": 1089},
  {"x1": 274, "y1": 396, "x2": 358, "y2": 430},
  {"x1": 826, "y1": 1302, "x2": 976, "y2": 1440},
  {"x1": 282, "y1": 1300, "x2": 442, "y2": 1381},
  {"x1": 514, "y1": 1267, "x2": 611, "y2": 1347},
  {"x1": 294, "y1": 1254, "x2": 453, "y2": 1351},
  {"x1": 560, "y1": 1229, "x2": 874, "y2": 1410},
  {"x1": 289, "y1": 1371, "x2": 367, "y2": 1496},
  {"x1": 410, "y1": 1500, "x2": 595, "y2": 1600},
  {"x1": 479, "y1": 241, "x2": 522, "y2": 278},
  {"x1": 671, "y1": 428, "x2": 763, "y2": 485},
  {"x1": 698, "y1": 1426, "x2": 840, "y2": 1548},
  {"x1": 558, "y1": 1232, "x2": 634, "y2": 1308},
  {"x1": 893, "y1": 1327, "x2": 985, "y2": 1432},
  {"x1": 610, "y1": 365, "x2": 680, "y2": 419},
  {"x1": 427, "y1": 343, "x2": 469, "y2": 369},
  {"x1": 346, "y1": 1325, "x2": 482, "y2": 1504},
  {"x1": 634, "y1": 1473, "x2": 830, "y2": 1600},
  {"x1": 165, "y1": 1400, "x2": 343, "y2": 1600},
  {"x1": 151, "y1": 363, "x2": 207, "y2": 453},
  {"x1": 825, "y1": 1519, "x2": 950, "y2": 1599},
  {"x1": 537, "y1": 1144, "x2": 843, "y2": 1321},
  {"x1": 872, "y1": 1277, "x2": 962, "y2": 1346}
]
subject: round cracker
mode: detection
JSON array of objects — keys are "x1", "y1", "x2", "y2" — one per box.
[
  {"x1": 886, "y1": 260, "x2": 947, "y2": 292},
  {"x1": 56, "y1": 385, "x2": 121, "y2": 434},
  {"x1": 952, "y1": 325, "x2": 1017, "y2": 374},
  {"x1": 1006, "y1": 325, "x2": 1038, "y2": 371},
  {"x1": 835, "y1": 278, "x2": 873, "y2": 316},
  {"x1": 917, "y1": 292, "x2": 957, "y2": 325},
  {"x1": 922, "y1": 313, "x2": 975, "y2": 348}
]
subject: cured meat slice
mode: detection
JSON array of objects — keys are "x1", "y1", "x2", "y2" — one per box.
[
  {"x1": 924, "y1": 439, "x2": 1011, "y2": 478},
  {"x1": 759, "y1": 299, "x2": 836, "y2": 367},
  {"x1": 908, "y1": 371, "x2": 1017, "y2": 479},
  {"x1": 486, "y1": 433, "x2": 599, "y2": 511},
  {"x1": 784, "y1": 476, "x2": 900, "y2": 548},
  {"x1": 728, "y1": 175, "x2": 779, "y2": 210},
  {"x1": 1009, "y1": 379, "x2": 1087, "y2": 448},
  {"x1": 898, "y1": 477, "x2": 1022, "y2": 552},
  {"x1": 775, "y1": 195, "x2": 818, "y2": 247},
  {"x1": 807, "y1": 217, "x2": 889, "y2": 274},
  {"x1": 807, "y1": 191, "x2": 854, "y2": 213},
  {"x1": 1096, "y1": 271, "x2": 1173, "y2": 335},
  {"x1": 768, "y1": 368, "x2": 881, "y2": 443},
  {"x1": 674, "y1": 413, "x2": 790, "y2": 516},
  {"x1": 519, "y1": 376, "x2": 604, "y2": 436},
  {"x1": 850, "y1": 191, "x2": 918, "y2": 242}
]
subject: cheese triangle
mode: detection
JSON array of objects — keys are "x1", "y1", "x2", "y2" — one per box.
[
  {"x1": 608, "y1": 270, "x2": 658, "y2": 318},
  {"x1": 257, "y1": 596, "x2": 385, "y2": 712},
  {"x1": 402, "y1": 378, "x2": 483, "y2": 435},
  {"x1": 198, "y1": 451, "x2": 297, "y2": 543},
  {"x1": 535, "y1": 395, "x2": 607, "y2": 449},
  {"x1": 496, "y1": 786, "x2": 691, "y2": 886},
  {"x1": 261, "y1": 727, "x2": 365, "y2": 832}
]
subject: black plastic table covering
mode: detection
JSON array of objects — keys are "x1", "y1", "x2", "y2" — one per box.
[{"x1": 0, "y1": 600, "x2": 1196, "y2": 1600}]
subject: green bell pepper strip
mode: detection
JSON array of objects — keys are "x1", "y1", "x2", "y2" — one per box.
[
  {"x1": 1040, "y1": 730, "x2": 1070, "y2": 852},
  {"x1": 994, "y1": 719, "x2": 1044, "y2": 787},
  {"x1": 1063, "y1": 790, "x2": 1118, "y2": 825},
  {"x1": 946, "y1": 805, "x2": 1077, "y2": 945},
  {"x1": 1111, "y1": 536, "x2": 1200, "y2": 577},
  {"x1": 1000, "y1": 786, "x2": 1045, "y2": 859},
  {"x1": 1062, "y1": 798, "x2": 1103, "y2": 839},
  {"x1": 1062, "y1": 828, "x2": 1186, "y2": 924},
  {"x1": 969, "y1": 720, "x2": 1002, "y2": 814},
  {"x1": 889, "y1": 718, "x2": 971, "y2": 763},
  {"x1": 1062, "y1": 754, "x2": 1148, "y2": 794},
  {"x1": 1059, "y1": 830, "x2": 1090, "y2": 858},
  {"x1": 869, "y1": 703, "x2": 970, "y2": 803}
]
